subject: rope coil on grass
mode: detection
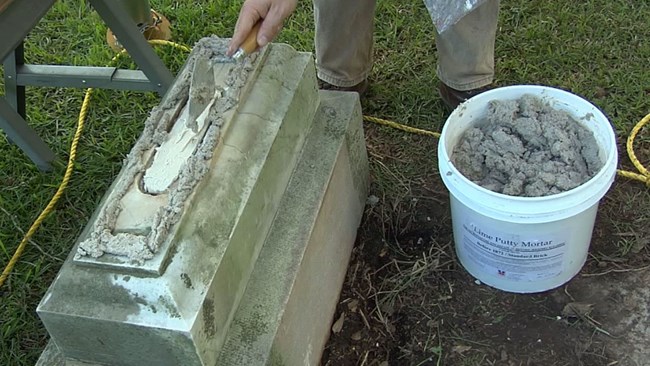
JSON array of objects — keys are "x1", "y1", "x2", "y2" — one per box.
[{"x1": 618, "y1": 112, "x2": 650, "y2": 186}]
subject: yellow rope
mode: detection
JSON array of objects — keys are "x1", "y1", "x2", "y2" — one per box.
[
  {"x1": 147, "y1": 39, "x2": 191, "y2": 53},
  {"x1": 0, "y1": 40, "x2": 189, "y2": 288},
  {"x1": 363, "y1": 115, "x2": 441, "y2": 138},
  {"x1": 0, "y1": 89, "x2": 93, "y2": 288},
  {"x1": 617, "y1": 112, "x2": 650, "y2": 186},
  {"x1": 363, "y1": 113, "x2": 649, "y2": 185},
  {"x1": 1, "y1": 38, "x2": 647, "y2": 288}
]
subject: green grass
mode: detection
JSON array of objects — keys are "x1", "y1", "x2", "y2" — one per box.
[{"x1": 1, "y1": 0, "x2": 650, "y2": 365}]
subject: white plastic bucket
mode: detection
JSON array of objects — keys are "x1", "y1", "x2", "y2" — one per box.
[{"x1": 438, "y1": 85, "x2": 618, "y2": 293}]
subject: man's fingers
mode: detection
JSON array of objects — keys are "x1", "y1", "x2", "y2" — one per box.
[
  {"x1": 228, "y1": 0, "x2": 297, "y2": 54},
  {"x1": 257, "y1": 2, "x2": 296, "y2": 47},
  {"x1": 227, "y1": 4, "x2": 262, "y2": 55},
  {"x1": 256, "y1": 9, "x2": 283, "y2": 47}
]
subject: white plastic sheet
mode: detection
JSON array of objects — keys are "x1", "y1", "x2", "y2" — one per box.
[{"x1": 423, "y1": 0, "x2": 489, "y2": 33}]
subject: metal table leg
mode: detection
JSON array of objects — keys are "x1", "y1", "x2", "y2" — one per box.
[
  {"x1": 0, "y1": 99, "x2": 55, "y2": 171},
  {"x1": 3, "y1": 42, "x2": 25, "y2": 117},
  {"x1": 2, "y1": 42, "x2": 55, "y2": 170}
]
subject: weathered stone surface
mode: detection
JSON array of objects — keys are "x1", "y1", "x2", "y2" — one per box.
[
  {"x1": 36, "y1": 342, "x2": 64, "y2": 366},
  {"x1": 37, "y1": 42, "x2": 319, "y2": 366},
  {"x1": 73, "y1": 38, "x2": 250, "y2": 274},
  {"x1": 217, "y1": 90, "x2": 368, "y2": 365},
  {"x1": 37, "y1": 90, "x2": 369, "y2": 366}
]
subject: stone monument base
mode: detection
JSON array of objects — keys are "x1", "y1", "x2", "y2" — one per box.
[{"x1": 36, "y1": 40, "x2": 368, "y2": 366}]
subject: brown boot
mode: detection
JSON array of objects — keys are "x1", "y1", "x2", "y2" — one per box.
[
  {"x1": 106, "y1": 9, "x2": 172, "y2": 52},
  {"x1": 318, "y1": 79, "x2": 369, "y2": 97},
  {"x1": 438, "y1": 82, "x2": 492, "y2": 111}
]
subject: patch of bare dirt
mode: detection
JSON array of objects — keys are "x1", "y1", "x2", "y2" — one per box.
[{"x1": 321, "y1": 125, "x2": 650, "y2": 366}]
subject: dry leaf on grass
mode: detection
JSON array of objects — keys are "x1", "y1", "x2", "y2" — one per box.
[
  {"x1": 452, "y1": 345, "x2": 472, "y2": 354},
  {"x1": 562, "y1": 302, "x2": 594, "y2": 319},
  {"x1": 332, "y1": 312, "x2": 345, "y2": 333},
  {"x1": 347, "y1": 299, "x2": 359, "y2": 312},
  {"x1": 351, "y1": 331, "x2": 362, "y2": 341}
]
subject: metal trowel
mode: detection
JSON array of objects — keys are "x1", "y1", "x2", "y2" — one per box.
[
  {"x1": 187, "y1": 58, "x2": 217, "y2": 130},
  {"x1": 187, "y1": 22, "x2": 262, "y2": 126}
]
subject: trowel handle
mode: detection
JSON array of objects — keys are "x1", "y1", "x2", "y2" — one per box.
[{"x1": 238, "y1": 21, "x2": 262, "y2": 57}]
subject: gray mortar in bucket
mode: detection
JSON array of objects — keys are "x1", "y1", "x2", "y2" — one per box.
[{"x1": 451, "y1": 95, "x2": 604, "y2": 197}]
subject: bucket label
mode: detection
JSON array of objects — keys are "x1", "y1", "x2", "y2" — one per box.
[{"x1": 462, "y1": 222, "x2": 567, "y2": 282}]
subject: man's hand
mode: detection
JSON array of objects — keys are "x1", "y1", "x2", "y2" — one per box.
[{"x1": 227, "y1": 0, "x2": 298, "y2": 56}]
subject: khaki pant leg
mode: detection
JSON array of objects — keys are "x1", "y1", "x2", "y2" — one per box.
[
  {"x1": 435, "y1": 0, "x2": 500, "y2": 90},
  {"x1": 313, "y1": 0, "x2": 377, "y2": 87}
]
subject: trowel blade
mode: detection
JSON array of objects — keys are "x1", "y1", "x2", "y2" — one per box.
[{"x1": 188, "y1": 58, "x2": 217, "y2": 125}]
